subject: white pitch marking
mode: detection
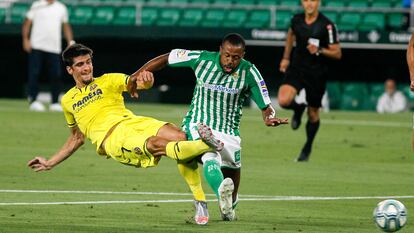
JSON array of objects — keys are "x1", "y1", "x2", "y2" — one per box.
[{"x1": 0, "y1": 189, "x2": 413, "y2": 206}]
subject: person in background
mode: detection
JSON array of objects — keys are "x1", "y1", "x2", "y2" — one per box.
[
  {"x1": 22, "y1": 0, "x2": 74, "y2": 111},
  {"x1": 277, "y1": 0, "x2": 342, "y2": 162},
  {"x1": 376, "y1": 79, "x2": 407, "y2": 113}
]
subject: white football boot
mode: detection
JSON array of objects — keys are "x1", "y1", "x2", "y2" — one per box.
[
  {"x1": 218, "y1": 177, "x2": 235, "y2": 221},
  {"x1": 194, "y1": 200, "x2": 209, "y2": 225}
]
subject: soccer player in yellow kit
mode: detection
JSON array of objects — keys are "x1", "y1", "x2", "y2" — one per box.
[{"x1": 27, "y1": 44, "x2": 222, "y2": 225}]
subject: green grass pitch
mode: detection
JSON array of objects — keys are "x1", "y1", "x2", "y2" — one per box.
[{"x1": 0, "y1": 99, "x2": 413, "y2": 232}]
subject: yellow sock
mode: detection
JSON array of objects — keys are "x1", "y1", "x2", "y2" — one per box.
[
  {"x1": 177, "y1": 160, "x2": 206, "y2": 201},
  {"x1": 165, "y1": 140, "x2": 210, "y2": 161}
]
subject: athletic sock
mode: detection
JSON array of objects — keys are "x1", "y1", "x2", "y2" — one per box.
[
  {"x1": 302, "y1": 120, "x2": 320, "y2": 154},
  {"x1": 165, "y1": 140, "x2": 211, "y2": 161},
  {"x1": 177, "y1": 160, "x2": 206, "y2": 201},
  {"x1": 203, "y1": 160, "x2": 224, "y2": 197}
]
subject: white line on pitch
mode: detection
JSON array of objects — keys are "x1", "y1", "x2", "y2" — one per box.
[{"x1": 1, "y1": 195, "x2": 414, "y2": 206}]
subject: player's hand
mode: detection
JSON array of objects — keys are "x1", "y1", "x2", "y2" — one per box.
[
  {"x1": 279, "y1": 58, "x2": 290, "y2": 73},
  {"x1": 23, "y1": 38, "x2": 31, "y2": 53},
  {"x1": 410, "y1": 80, "x2": 414, "y2": 92},
  {"x1": 307, "y1": 44, "x2": 319, "y2": 55},
  {"x1": 265, "y1": 117, "x2": 289, "y2": 127},
  {"x1": 137, "y1": 71, "x2": 154, "y2": 90},
  {"x1": 27, "y1": 156, "x2": 51, "y2": 172}
]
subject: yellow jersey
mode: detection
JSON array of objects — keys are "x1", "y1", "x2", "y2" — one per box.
[{"x1": 61, "y1": 73, "x2": 134, "y2": 153}]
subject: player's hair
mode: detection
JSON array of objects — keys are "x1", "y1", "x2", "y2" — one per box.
[
  {"x1": 222, "y1": 33, "x2": 246, "y2": 50},
  {"x1": 62, "y1": 44, "x2": 93, "y2": 66}
]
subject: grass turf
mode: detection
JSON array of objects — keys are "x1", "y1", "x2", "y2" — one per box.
[{"x1": 0, "y1": 99, "x2": 413, "y2": 232}]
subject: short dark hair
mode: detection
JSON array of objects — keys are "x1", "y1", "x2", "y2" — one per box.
[
  {"x1": 222, "y1": 33, "x2": 246, "y2": 50},
  {"x1": 62, "y1": 43, "x2": 93, "y2": 66}
]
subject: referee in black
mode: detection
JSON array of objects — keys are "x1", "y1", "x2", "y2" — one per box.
[{"x1": 277, "y1": 0, "x2": 342, "y2": 162}]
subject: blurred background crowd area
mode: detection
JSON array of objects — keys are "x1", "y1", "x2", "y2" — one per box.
[{"x1": 1, "y1": 0, "x2": 414, "y2": 111}]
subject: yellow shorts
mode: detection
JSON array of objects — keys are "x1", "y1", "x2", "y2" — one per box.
[{"x1": 104, "y1": 116, "x2": 168, "y2": 168}]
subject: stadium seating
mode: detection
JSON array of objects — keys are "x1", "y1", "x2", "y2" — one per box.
[
  {"x1": 244, "y1": 10, "x2": 271, "y2": 28},
  {"x1": 178, "y1": 8, "x2": 203, "y2": 26},
  {"x1": 1, "y1": 0, "x2": 409, "y2": 32},
  {"x1": 326, "y1": 82, "x2": 342, "y2": 110},
  {"x1": 91, "y1": 6, "x2": 115, "y2": 25},
  {"x1": 112, "y1": 6, "x2": 136, "y2": 25},
  {"x1": 10, "y1": 2, "x2": 30, "y2": 24},
  {"x1": 222, "y1": 9, "x2": 248, "y2": 28},
  {"x1": 237, "y1": 0, "x2": 256, "y2": 5},
  {"x1": 338, "y1": 12, "x2": 361, "y2": 30},
  {"x1": 156, "y1": 8, "x2": 181, "y2": 26},
  {"x1": 348, "y1": 0, "x2": 369, "y2": 8},
  {"x1": 256, "y1": 0, "x2": 278, "y2": 6},
  {"x1": 0, "y1": 8, "x2": 5, "y2": 24},
  {"x1": 141, "y1": 7, "x2": 158, "y2": 25},
  {"x1": 170, "y1": 0, "x2": 190, "y2": 4},
  {"x1": 279, "y1": 0, "x2": 299, "y2": 7},
  {"x1": 371, "y1": 0, "x2": 392, "y2": 8},
  {"x1": 276, "y1": 10, "x2": 293, "y2": 30},
  {"x1": 323, "y1": 11, "x2": 338, "y2": 22},
  {"x1": 324, "y1": 0, "x2": 346, "y2": 7},
  {"x1": 359, "y1": 13, "x2": 385, "y2": 31},
  {"x1": 71, "y1": 6, "x2": 94, "y2": 24},
  {"x1": 387, "y1": 13, "x2": 407, "y2": 30},
  {"x1": 340, "y1": 82, "x2": 369, "y2": 110},
  {"x1": 212, "y1": 0, "x2": 233, "y2": 5},
  {"x1": 200, "y1": 9, "x2": 226, "y2": 27}
]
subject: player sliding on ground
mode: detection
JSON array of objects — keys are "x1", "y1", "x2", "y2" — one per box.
[{"x1": 27, "y1": 43, "x2": 223, "y2": 225}]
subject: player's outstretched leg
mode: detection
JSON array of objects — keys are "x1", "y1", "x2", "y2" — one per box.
[
  {"x1": 291, "y1": 103, "x2": 307, "y2": 130},
  {"x1": 194, "y1": 200, "x2": 209, "y2": 225},
  {"x1": 218, "y1": 177, "x2": 235, "y2": 221},
  {"x1": 197, "y1": 123, "x2": 224, "y2": 151}
]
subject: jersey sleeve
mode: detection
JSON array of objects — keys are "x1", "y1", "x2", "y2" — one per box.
[
  {"x1": 62, "y1": 104, "x2": 77, "y2": 128},
  {"x1": 25, "y1": 2, "x2": 37, "y2": 20},
  {"x1": 326, "y1": 23, "x2": 339, "y2": 44},
  {"x1": 246, "y1": 65, "x2": 271, "y2": 109},
  {"x1": 168, "y1": 49, "x2": 201, "y2": 69},
  {"x1": 103, "y1": 73, "x2": 130, "y2": 92},
  {"x1": 62, "y1": 4, "x2": 69, "y2": 23}
]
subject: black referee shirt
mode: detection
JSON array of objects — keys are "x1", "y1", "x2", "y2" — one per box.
[{"x1": 289, "y1": 12, "x2": 339, "y2": 74}]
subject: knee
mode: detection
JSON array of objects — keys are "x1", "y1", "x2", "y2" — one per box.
[
  {"x1": 308, "y1": 108, "x2": 320, "y2": 122},
  {"x1": 278, "y1": 95, "x2": 292, "y2": 108},
  {"x1": 146, "y1": 136, "x2": 166, "y2": 155},
  {"x1": 175, "y1": 131, "x2": 187, "y2": 141}
]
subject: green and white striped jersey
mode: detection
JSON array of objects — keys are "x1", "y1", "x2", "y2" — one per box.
[{"x1": 168, "y1": 49, "x2": 271, "y2": 136}]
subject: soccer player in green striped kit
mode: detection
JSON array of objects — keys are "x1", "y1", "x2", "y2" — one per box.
[{"x1": 133, "y1": 33, "x2": 288, "y2": 222}]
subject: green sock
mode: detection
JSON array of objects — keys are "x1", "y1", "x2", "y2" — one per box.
[{"x1": 203, "y1": 160, "x2": 224, "y2": 197}]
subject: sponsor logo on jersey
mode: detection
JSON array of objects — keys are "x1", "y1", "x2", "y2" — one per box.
[
  {"x1": 134, "y1": 147, "x2": 143, "y2": 155},
  {"x1": 89, "y1": 84, "x2": 98, "y2": 91},
  {"x1": 177, "y1": 49, "x2": 187, "y2": 58},
  {"x1": 72, "y1": 88, "x2": 103, "y2": 112},
  {"x1": 260, "y1": 80, "x2": 269, "y2": 97},
  {"x1": 203, "y1": 83, "x2": 239, "y2": 94},
  {"x1": 231, "y1": 71, "x2": 240, "y2": 80}
]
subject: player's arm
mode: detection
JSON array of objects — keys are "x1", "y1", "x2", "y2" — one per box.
[
  {"x1": 22, "y1": 18, "x2": 32, "y2": 53},
  {"x1": 407, "y1": 32, "x2": 414, "y2": 91},
  {"x1": 262, "y1": 105, "x2": 289, "y2": 127},
  {"x1": 317, "y1": 43, "x2": 342, "y2": 60},
  {"x1": 279, "y1": 28, "x2": 295, "y2": 73},
  {"x1": 27, "y1": 126, "x2": 85, "y2": 172},
  {"x1": 126, "y1": 70, "x2": 156, "y2": 98},
  {"x1": 308, "y1": 23, "x2": 342, "y2": 60},
  {"x1": 63, "y1": 22, "x2": 74, "y2": 47}
]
